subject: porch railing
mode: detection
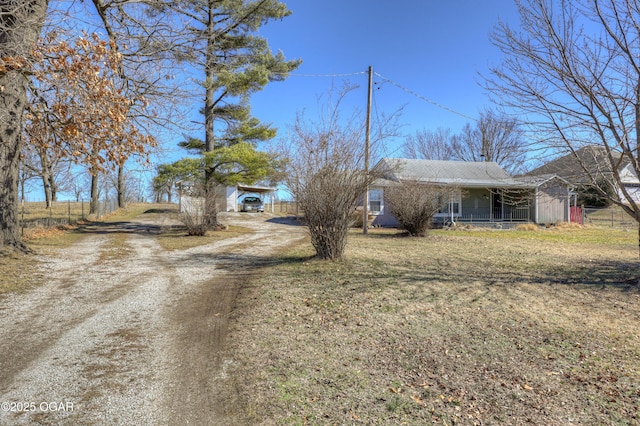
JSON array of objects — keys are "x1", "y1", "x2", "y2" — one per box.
[{"x1": 457, "y1": 207, "x2": 530, "y2": 222}]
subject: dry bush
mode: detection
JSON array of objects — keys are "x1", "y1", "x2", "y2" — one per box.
[
  {"x1": 297, "y1": 166, "x2": 370, "y2": 260},
  {"x1": 282, "y1": 86, "x2": 398, "y2": 260},
  {"x1": 180, "y1": 181, "x2": 220, "y2": 236},
  {"x1": 516, "y1": 223, "x2": 539, "y2": 231},
  {"x1": 350, "y1": 206, "x2": 374, "y2": 229},
  {"x1": 384, "y1": 180, "x2": 458, "y2": 237},
  {"x1": 554, "y1": 221, "x2": 584, "y2": 229}
]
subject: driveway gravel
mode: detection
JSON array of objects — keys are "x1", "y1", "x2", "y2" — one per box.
[{"x1": 0, "y1": 211, "x2": 306, "y2": 425}]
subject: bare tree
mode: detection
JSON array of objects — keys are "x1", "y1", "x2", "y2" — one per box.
[
  {"x1": 384, "y1": 180, "x2": 459, "y2": 237},
  {"x1": 402, "y1": 110, "x2": 527, "y2": 175},
  {"x1": 450, "y1": 108, "x2": 528, "y2": 174},
  {"x1": 487, "y1": 0, "x2": 640, "y2": 254},
  {"x1": 21, "y1": 141, "x2": 75, "y2": 207},
  {"x1": 402, "y1": 128, "x2": 453, "y2": 160},
  {"x1": 104, "y1": 164, "x2": 140, "y2": 208},
  {"x1": 179, "y1": 180, "x2": 221, "y2": 236},
  {"x1": 283, "y1": 86, "x2": 392, "y2": 260},
  {"x1": 0, "y1": 1, "x2": 181, "y2": 251}
]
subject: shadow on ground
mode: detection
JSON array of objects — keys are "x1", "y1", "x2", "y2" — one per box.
[
  {"x1": 266, "y1": 216, "x2": 306, "y2": 227},
  {"x1": 73, "y1": 208, "x2": 183, "y2": 236}
]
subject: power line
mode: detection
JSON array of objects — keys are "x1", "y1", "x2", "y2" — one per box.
[
  {"x1": 286, "y1": 71, "x2": 368, "y2": 78},
  {"x1": 374, "y1": 72, "x2": 477, "y2": 122},
  {"x1": 274, "y1": 67, "x2": 478, "y2": 123}
]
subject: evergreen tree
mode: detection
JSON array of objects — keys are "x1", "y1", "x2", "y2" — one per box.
[{"x1": 161, "y1": 1, "x2": 301, "y2": 164}]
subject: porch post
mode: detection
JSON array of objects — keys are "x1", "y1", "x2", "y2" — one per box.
[
  {"x1": 534, "y1": 188, "x2": 539, "y2": 224},
  {"x1": 490, "y1": 190, "x2": 493, "y2": 221},
  {"x1": 489, "y1": 189, "x2": 495, "y2": 222},
  {"x1": 450, "y1": 198, "x2": 454, "y2": 224},
  {"x1": 567, "y1": 185, "x2": 571, "y2": 223}
]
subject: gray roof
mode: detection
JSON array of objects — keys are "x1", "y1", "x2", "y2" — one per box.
[
  {"x1": 526, "y1": 146, "x2": 622, "y2": 184},
  {"x1": 378, "y1": 158, "x2": 538, "y2": 188}
]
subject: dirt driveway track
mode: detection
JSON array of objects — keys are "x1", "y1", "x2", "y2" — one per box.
[{"x1": 0, "y1": 210, "x2": 306, "y2": 425}]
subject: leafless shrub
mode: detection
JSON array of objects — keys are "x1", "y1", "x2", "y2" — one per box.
[
  {"x1": 180, "y1": 181, "x2": 220, "y2": 236},
  {"x1": 384, "y1": 180, "x2": 458, "y2": 236},
  {"x1": 282, "y1": 85, "x2": 398, "y2": 260},
  {"x1": 298, "y1": 166, "x2": 370, "y2": 260}
]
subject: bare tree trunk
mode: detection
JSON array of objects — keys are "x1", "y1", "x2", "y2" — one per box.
[
  {"x1": 0, "y1": 0, "x2": 48, "y2": 251},
  {"x1": 20, "y1": 168, "x2": 26, "y2": 203},
  {"x1": 41, "y1": 173, "x2": 52, "y2": 209},
  {"x1": 50, "y1": 175, "x2": 58, "y2": 202},
  {"x1": 0, "y1": 70, "x2": 27, "y2": 250},
  {"x1": 632, "y1": 79, "x2": 640, "y2": 260},
  {"x1": 90, "y1": 173, "x2": 99, "y2": 214},
  {"x1": 636, "y1": 80, "x2": 640, "y2": 162},
  {"x1": 117, "y1": 165, "x2": 125, "y2": 208}
]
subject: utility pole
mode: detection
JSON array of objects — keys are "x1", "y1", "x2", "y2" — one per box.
[{"x1": 363, "y1": 66, "x2": 373, "y2": 234}]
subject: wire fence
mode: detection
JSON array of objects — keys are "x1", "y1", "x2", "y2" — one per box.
[
  {"x1": 277, "y1": 201, "x2": 303, "y2": 216},
  {"x1": 584, "y1": 207, "x2": 637, "y2": 229},
  {"x1": 19, "y1": 199, "x2": 119, "y2": 234}
]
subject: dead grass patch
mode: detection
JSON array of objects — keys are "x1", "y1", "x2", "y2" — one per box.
[
  {"x1": 96, "y1": 233, "x2": 134, "y2": 263},
  {"x1": 0, "y1": 252, "x2": 43, "y2": 295},
  {"x1": 223, "y1": 226, "x2": 640, "y2": 425},
  {"x1": 516, "y1": 223, "x2": 538, "y2": 231},
  {"x1": 553, "y1": 221, "x2": 585, "y2": 229},
  {"x1": 156, "y1": 225, "x2": 252, "y2": 251}
]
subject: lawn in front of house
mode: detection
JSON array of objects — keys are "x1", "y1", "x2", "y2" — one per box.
[{"x1": 223, "y1": 224, "x2": 639, "y2": 424}]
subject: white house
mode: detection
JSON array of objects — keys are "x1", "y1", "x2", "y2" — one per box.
[{"x1": 368, "y1": 158, "x2": 574, "y2": 227}]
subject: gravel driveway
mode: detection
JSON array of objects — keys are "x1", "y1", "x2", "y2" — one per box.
[{"x1": 0, "y1": 211, "x2": 306, "y2": 425}]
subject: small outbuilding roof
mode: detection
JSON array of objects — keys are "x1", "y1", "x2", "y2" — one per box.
[{"x1": 237, "y1": 184, "x2": 276, "y2": 194}]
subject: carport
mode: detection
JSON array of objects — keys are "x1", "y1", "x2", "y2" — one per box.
[{"x1": 236, "y1": 184, "x2": 277, "y2": 213}]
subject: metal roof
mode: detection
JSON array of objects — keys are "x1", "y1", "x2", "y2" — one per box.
[
  {"x1": 379, "y1": 158, "x2": 539, "y2": 188},
  {"x1": 237, "y1": 184, "x2": 276, "y2": 194}
]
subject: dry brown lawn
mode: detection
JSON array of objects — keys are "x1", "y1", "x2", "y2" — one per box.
[{"x1": 223, "y1": 225, "x2": 640, "y2": 425}]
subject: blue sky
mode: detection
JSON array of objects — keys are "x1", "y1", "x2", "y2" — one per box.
[
  {"x1": 250, "y1": 0, "x2": 521, "y2": 158},
  {"x1": 25, "y1": 0, "x2": 522, "y2": 201}
]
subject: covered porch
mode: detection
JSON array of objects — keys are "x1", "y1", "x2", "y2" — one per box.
[{"x1": 448, "y1": 187, "x2": 533, "y2": 224}]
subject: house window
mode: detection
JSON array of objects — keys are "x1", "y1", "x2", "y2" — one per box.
[
  {"x1": 368, "y1": 189, "x2": 383, "y2": 214},
  {"x1": 436, "y1": 191, "x2": 462, "y2": 217}
]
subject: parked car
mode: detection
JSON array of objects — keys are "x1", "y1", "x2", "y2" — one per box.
[{"x1": 241, "y1": 196, "x2": 264, "y2": 212}]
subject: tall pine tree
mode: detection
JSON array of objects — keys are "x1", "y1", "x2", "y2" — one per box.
[{"x1": 163, "y1": 0, "x2": 300, "y2": 174}]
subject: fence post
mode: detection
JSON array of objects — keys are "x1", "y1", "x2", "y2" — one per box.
[{"x1": 68, "y1": 200, "x2": 71, "y2": 225}]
